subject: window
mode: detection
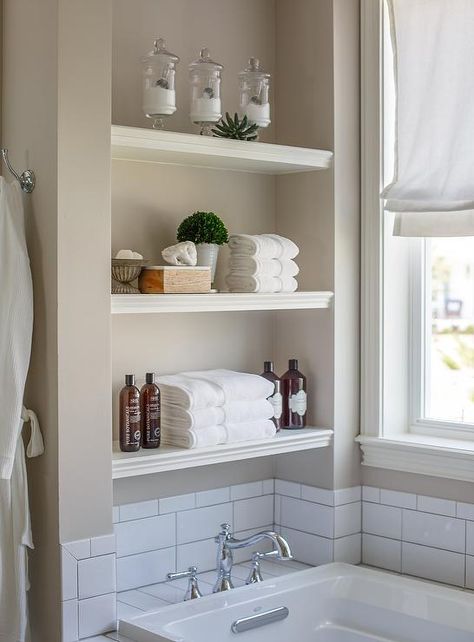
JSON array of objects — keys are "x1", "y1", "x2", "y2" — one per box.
[
  {"x1": 359, "y1": 1, "x2": 474, "y2": 481},
  {"x1": 424, "y1": 238, "x2": 474, "y2": 424}
]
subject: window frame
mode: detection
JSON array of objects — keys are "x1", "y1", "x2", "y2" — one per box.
[{"x1": 358, "y1": 0, "x2": 474, "y2": 482}]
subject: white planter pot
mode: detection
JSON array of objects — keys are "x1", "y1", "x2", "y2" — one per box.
[{"x1": 196, "y1": 243, "x2": 219, "y2": 282}]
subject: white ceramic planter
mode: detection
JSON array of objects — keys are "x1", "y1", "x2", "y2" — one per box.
[{"x1": 196, "y1": 243, "x2": 219, "y2": 282}]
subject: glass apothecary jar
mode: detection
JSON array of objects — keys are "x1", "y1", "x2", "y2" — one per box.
[
  {"x1": 141, "y1": 38, "x2": 179, "y2": 129},
  {"x1": 239, "y1": 57, "x2": 271, "y2": 128},
  {"x1": 189, "y1": 48, "x2": 223, "y2": 135}
]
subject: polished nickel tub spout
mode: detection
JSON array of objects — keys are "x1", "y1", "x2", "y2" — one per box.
[{"x1": 213, "y1": 523, "x2": 292, "y2": 593}]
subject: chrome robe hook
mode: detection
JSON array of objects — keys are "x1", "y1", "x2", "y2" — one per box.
[{"x1": 1, "y1": 148, "x2": 36, "y2": 193}]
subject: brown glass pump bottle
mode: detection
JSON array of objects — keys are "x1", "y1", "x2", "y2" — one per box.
[
  {"x1": 140, "y1": 372, "x2": 161, "y2": 449},
  {"x1": 119, "y1": 374, "x2": 141, "y2": 452},
  {"x1": 281, "y1": 359, "x2": 307, "y2": 429},
  {"x1": 260, "y1": 361, "x2": 282, "y2": 431}
]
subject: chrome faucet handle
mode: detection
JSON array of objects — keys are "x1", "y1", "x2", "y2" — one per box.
[
  {"x1": 246, "y1": 549, "x2": 289, "y2": 585},
  {"x1": 215, "y1": 522, "x2": 232, "y2": 542},
  {"x1": 167, "y1": 566, "x2": 202, "y2": 600}
]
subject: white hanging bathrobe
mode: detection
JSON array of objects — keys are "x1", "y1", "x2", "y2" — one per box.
[{"x1": 0, "y1": 177, "x2": 43, "y2": 642}]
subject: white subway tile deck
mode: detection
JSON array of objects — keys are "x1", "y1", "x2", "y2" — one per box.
[
  {"x1": 466, "y1": 555, "x2": 474, "y2": 590},
  {"x1": 90, "y1": 534, "x2": 116, "y2": 557},
  {"x1": 334, "y1": 486, "x2": 361, "y2": 505},
  {"x1": 300, "y1": 484, "x2": 334, "y2": 506},
  {"x1": 62, "y1": 549, "x2": 78, "y2": 602},
  {"x1": 62, "y1": 599, "x2": 79, "y2": 642},
  {"x1": 333, "y1": 534, "x2": 361, "y2": 564},
  {"x1": 334, "y1": 502, "x2": 361, "y2": 538},
  {"x1": 279, "y1": 526, "x2": 333, "y2": 566}
]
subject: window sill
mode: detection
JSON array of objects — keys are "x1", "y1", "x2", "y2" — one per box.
[{"x1": 356, "y1": 434, "x2": 474, "y2": 482}]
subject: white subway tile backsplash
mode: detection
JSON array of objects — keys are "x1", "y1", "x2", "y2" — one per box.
[
  {"x1": 466, "y1": 520, "x2": 474, "y2": 555},
  {"x1": 234, "y1": 495, "x2": 274, "y2": 532},
  {"x1": 230, "y1": 481, "x2": 264, "y2": 501},
  {"x1": 159, "y1": 493, "x2": 195, "y2": 514},
  {"x1": 333, "y1": 534, "x2": 361, "y2": 564},
  {"x1": 90, "y1": 534, "x2": 116, "y2": 557},
  {"x1": 401, "y1": 542, "x2": 465, "y2": 587},
  {"x1": 274, "y1": 494, "x2": 281, "y2": 525},
  {"x1": 78, "y1": 554, "x2": 116, "y2": 600},
  {"x1": 457, "y1": 501, "x2": 474, "y2": 521},
  {"x1": 279, "y1": 526, "x2": 333, "y2": 566},
  {"x1": 301, "y1": 485, "x2": 334, "y2": 506},
  {"x1": 466, "y1": 556, "x2": 474, "y2": 590},
  {"x1": 62, "y1": 599, "x2": 79, "y2": 642},
  {"x1": 334, "y1": 502, "x2": 361, "y2": 538},
  {"x1": 115, "y1": 514, "x2": 175, "y2": 558},
  {"x1": 379, "y1": 489, "x2": 416, "y2": 510},
  {"x1": 263, "y1": 479, "x2": 275, "y2": 495},
  {"x1": 362, "y1": 486, "x2": 380, "y2": 503},
  {"x1": 334, "y1": 486, "x2": 361, "y2": 506},
  {"x1": 116, "y1": 547, "x2": 175, "y2": 592},
  {"x1": 402, "y1": 509, "x2": 465, "y2": 553},
  {"x1": 363, "y1": 502, "x2": 402, "y2": 539},
  {"x1": 177, "y1": 538, "x2": 216, "y2": 572},
  {"x1": 177, "y1": 502, "x2": 233, "y2": 545},
  {"x1": 119, "y1": 500, "x2": 158, "y2": 522},
  {"x1": 62, "y1": 548, "x2": 78, "y2": 601},
  {"x1": 362, "y1": 534, "x2": 401, "y2": 572},
  {"x1": 232, "y1": 525, "x2": 274, "y2": 563},
  {"x1": 112, "y1": 507, "x2": 120, "y2": 524},
  {"x1": 280, "y1": 496, "x2": 334, "y2": 538},
  {"x1": 64, "y1": 539, "x2": 91, "y2": 561},
  {"x1": 195, "y1": 487, "x2": 230, "y2": 507},
  {"x1": 78, "y1": 593, "x2": 116, "y2": 638},
  {"x1": 274, "y1": 479, "x2": 301, "y2": 499},
  {"x1": 416, "y1": 495, "x2": 456, "y2": 517}
]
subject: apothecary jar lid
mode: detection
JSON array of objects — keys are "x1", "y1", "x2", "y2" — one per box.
[
  {"x1": 239, "y1": 57, "x2": 270, "y2": 79},
  {"x1": 189, "y1": 47, "x2": 223, "y2": 72},
  {"x1": 142, "y1": 37, "x2": 180, "y2": 64}
]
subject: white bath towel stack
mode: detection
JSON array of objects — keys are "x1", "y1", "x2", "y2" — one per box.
[
  {"x1": 156, "y1": 369, "x2": 276, "y2": 449},
  {"x1": 226, "y1": 234, "x2": 300, "y2": 293}
]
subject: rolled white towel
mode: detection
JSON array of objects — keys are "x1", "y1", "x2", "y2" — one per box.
[
  {"x1": 228, "y1": 234, "x2": 299, "y2": 260},
  {"x1": 162, "y1": 398, "x2": 274, "y2": 431},
  {"x1": 180, "y1": 369, "x2": 274, "y2": 403},
  {"x1": 162, "y1": 425, "x2": 227, "y2": 448},
  {"x1": 228, "y1": 256, "x2": 299, "y2": 278},
  {"x1": 225, "y1": 274, "x2": 298, "y2": 293},
  {"x1": 224, "y1": 420, "x2": 276, "y2": 443},
  {"x1": 156, "y1": 374, "x2": 224, "y2": 410}
]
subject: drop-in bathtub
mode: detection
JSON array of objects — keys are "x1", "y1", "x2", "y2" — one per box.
[{"x1": 119, "y1": 563, "x2": 474, "y2": 642}]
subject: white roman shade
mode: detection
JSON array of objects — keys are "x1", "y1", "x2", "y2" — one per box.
[{"x1": 383, "y1": 0, "x2": 474, "y2": 237}]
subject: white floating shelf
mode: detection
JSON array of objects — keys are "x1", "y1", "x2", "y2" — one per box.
[
  {"x1": 112, "y1": 427, "x2": 333, "y2": 478},
  {"x1": 111, "y1": 125, "x2": 333, "y2": 175},
  {"x1": 111, "y1": 291, "x2": 334, "y2": 314}
]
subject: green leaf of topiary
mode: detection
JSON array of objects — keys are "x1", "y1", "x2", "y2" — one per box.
[{"x1": 177, "y1": 211, "x2": 229, "y2": 245}]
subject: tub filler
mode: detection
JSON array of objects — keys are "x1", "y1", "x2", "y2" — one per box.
[{"x1": 119, "y1": 563, "x2": 474, "y2": 642}]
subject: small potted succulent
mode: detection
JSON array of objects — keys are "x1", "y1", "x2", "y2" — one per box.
[{"x1": 177, "y1": 211, "x2": 228, "y2": 282}]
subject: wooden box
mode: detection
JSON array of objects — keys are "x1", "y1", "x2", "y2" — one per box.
[{"x1": 138, "y1": 266, "x2": 211, "y2": 294}]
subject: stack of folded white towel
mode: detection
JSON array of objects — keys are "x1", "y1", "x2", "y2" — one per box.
[
  {"x1": 156, "y1": 369, "x2": 276, "y2": 449},
  {"x1": 226, "y1": 233, "x2": 300, "y2": 293}
]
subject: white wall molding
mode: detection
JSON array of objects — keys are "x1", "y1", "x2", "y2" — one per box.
[{"x1": 358, "y1": 435, "x2": 474, "y2": 483}]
